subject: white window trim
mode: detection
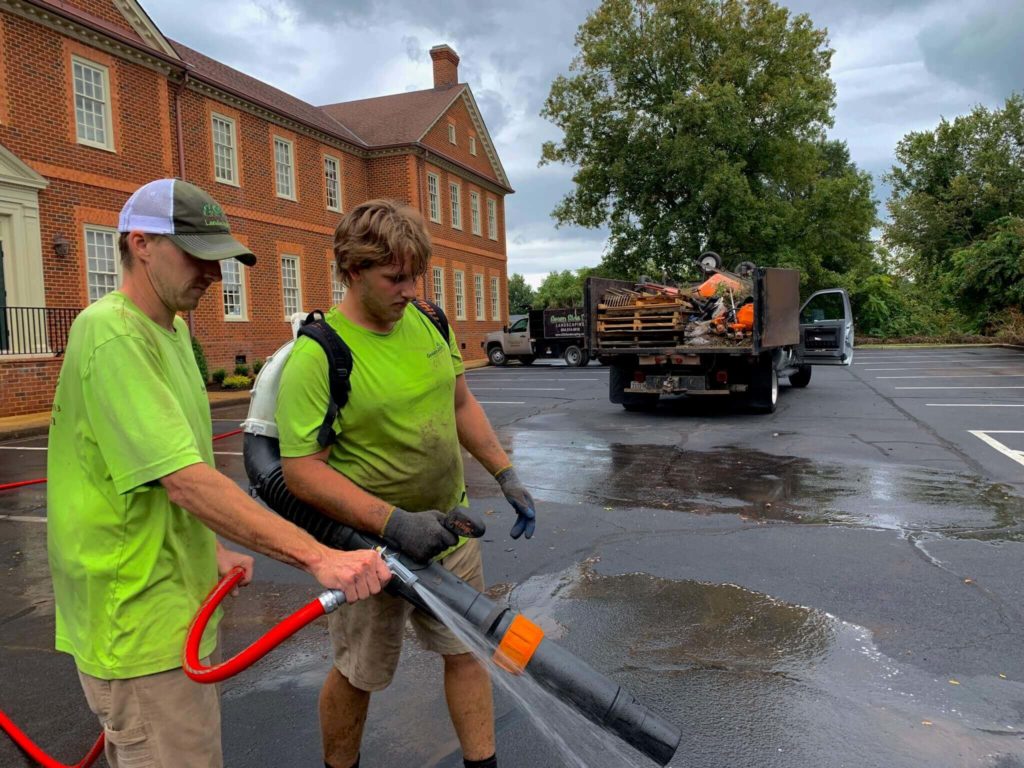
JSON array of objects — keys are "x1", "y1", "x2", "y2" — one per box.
[
  {"x1": 432, "y1": 266, "x2": 445, "y2": 312},
  {"x1": 470, "y1": 191, "x2": 481, "y2": 236},
  {"x1": 427, "y1": 173, "x2": 441, "y2": 223},
  {"x1": 474, "y1": 273, "x2": 485, "y2": 320},
  {"x1": 450, "y1": 182, "x2": 462, "y2": 230},
  {"x1": 324, "y1": 154, "x2": 342, "y2": 212},
  {"x1": 221, "y1": 258, "x2": 248, "y2": 321},
  {"x1": 84, "y1": 225, "x2": 120, "y2": 302},
  {"x1": 487, "y1": 197, "x2": 498, "y2": 241},
  {"x1": 72, "y1": 56, "x2": 114, "y2": 152},
  {"x1": 331, "y1": 262, "x2": 347, "y2": 305},
  {"x1": 454, "y1": 269, "x2": 466, "y2": 320},
  {"x1": 274, "y1": 136, "x2": 297, "y2": 201},
  {"x1": 211, "y1": 113, "x2": 239, "y2": 186},
  {"x1": 469, "y1": 136, "x2": 477, "y2": 156},
  {"x1": 448, "y1": 123, "x2": 456, "y2": 145},
  {"x1": 281, "y1": 254, "x2": 302, "y2": 319},
  {"x1": 490, "y1": 276, "x2": 500, "y2": 320}
]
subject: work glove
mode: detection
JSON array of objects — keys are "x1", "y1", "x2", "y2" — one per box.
[
  {"x1": 380, "y1": 507, "x2": 481, "y2": 563},
  {"x1": 495, "y1": 466, "x2": 536, "y2": 539}
]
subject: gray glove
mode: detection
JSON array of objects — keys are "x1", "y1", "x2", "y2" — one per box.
[
  {"x1": 495, "y1": 467, "x2": 536, "y2": 539},
  {"x1": 380, "y1": 507, "x2": 458, "y2": 563}
]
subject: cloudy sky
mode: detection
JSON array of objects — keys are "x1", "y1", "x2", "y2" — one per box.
[{"x1": 144, "y1": 0, "x2": 1023, "y2": 286}]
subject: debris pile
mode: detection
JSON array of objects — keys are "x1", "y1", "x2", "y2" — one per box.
[{"x1": 597, "y1": 271, "x2": 755, "y2": 348}]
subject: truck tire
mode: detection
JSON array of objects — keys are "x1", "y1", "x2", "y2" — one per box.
[
  {"x1": 563, "y1": 345, "x2": 584, "y2": 367},
  {"x1": 517, "y1": 355, "x2": 536, "y2": 366},
  {"x1": 487, "y1": 346, "x2": 507, "y2": 366},
  {"x1": 609, "y1": 361, "x2": 659, "y2": 411},
  {"x1": 748, "y1": 359, "x2": 778, "y2": 413},
  {"x1": 788, "y1": 365, "x2": 812, "y2": 388}
]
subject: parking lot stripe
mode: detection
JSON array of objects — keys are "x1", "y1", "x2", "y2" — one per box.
[
  {"x1": 0, "y1": 446, "x2": 46, "y2": 451},
  {"x1": 477, "y1": 401, "x2": 526, "y2": 405},
  {"x1": 0, "y1": 515, "x2": 46, "y2": 523},
  {"x1": 865, "y1": 365, "x2": 1024, "y2": 372},
  {"x1": 895, "y1": 386, "x2": 1024, "y2": 389},
  {"x1": 877, "y1": 374, "x2": 1024, "y2": 379},
  {"x1": 925, "y1": 403, "x2": 1024, "y2": 407},
  {"x1": 470, "y1": 387, "x2": 566, "y2": 391},
  {"x1": 465, "y1": 377, "x2": 599, "y2": 382},
  {"x1": 969, "y1": 431, "x2": 1024, "y2": 468}
]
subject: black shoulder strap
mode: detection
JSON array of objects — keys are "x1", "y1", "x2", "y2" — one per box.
[
  {"x1": 297, "y1": 310, "x2": 352, "y2": 448},
  {"x1": 412, "y1": 298, "x2": 450, "y2": 342}
]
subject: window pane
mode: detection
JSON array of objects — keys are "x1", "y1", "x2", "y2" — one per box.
[
  {"x1": 454, "y1": 270, "x2": 465, "y2": 320},
  {"x1": 450, "y1": 184, "x2": 461, "y2": 228},
  {"x1": 281, "y1": 256, "x2": 300, "y2": 316},
  {"x1": 212, "y1": 116, "x2": 235, "y2": 183},
  {"x1": 85, "y1": 228, "x2": 117, "y2": 302},
  {"x1": 474, "y1": 274, "x2": 484, "y2": 320},
  {"x1": 275, "y1": 139, "x2": 293, "y2": 197},
  {"x1": 73, "y1": 60, "x2": 107, "y2": 146},
  {"x1": 427, "y1": 174, "x2": 440, "y2": 222},
  {"x1": 470, "y1": 192, "x2": 481, "y2": 235},
  {"x1": 490, "y1": 276, "x2": 499, "y2": 320},
  {"x1": 331, "y1": 263, "x2": 347, "y2": 305},
  {"x1": 487, "y1": 199, "x2": 497, "y2": 239},
  {"x1": 222, "y1": 258, "x2": 243, "y2": 317},
  {"x1": 325, "y1": 157, "x2": 340, "y2": 210},
  {"x1": 432, "y1": 266, "x2": 445, "y2": 311}
]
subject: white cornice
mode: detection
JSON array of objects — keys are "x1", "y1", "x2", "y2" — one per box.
[{"x1": 111, "y1": 0, "x2": 178, "y2": 59}]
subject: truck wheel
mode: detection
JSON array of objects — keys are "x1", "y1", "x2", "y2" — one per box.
[
  {"x1": 748, "y1": 361, "x2": 778, "y2": 413},
  {"x1": 563, "y1": 345, "x2": 584, "y2": 367},
  {"x1": 788, "y1": 365, "x2": 812, "y2": 388},
  {"x1": 518, "y1": 356, "x2": 536, "y2": 366},
  {"x1": 487, "y1": 346, "x2": 507, "y2": 366}
]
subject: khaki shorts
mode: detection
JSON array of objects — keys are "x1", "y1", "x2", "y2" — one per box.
[
  {"x1": 329, "y1": 537, "x2": 484, "y2": 691},
  {"x1": 78, "y1": 661, "x2": 222, "y2": 768}
]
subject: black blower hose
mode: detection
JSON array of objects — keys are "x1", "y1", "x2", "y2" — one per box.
[{"x1": 243, "y1": 433, "x2": 681, "y2": 766}]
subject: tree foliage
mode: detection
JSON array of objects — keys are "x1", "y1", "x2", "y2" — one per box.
[
  {"x1": 507, "y1": 273, "x2": 535, "y2": 314},
  {"x1": 541, "y1": 0, "x2": 876, "y2": 289},
  {"x1": 885, "y1": 95, "x2": 1024, "y2": 305}
]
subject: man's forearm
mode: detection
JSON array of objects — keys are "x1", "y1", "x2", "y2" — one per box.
[
  {"x1": 455, "y1": 392, "x2": 510, "y2": 475},
  {"x1": 161, "y1": 462, "x2": 326, "y2": 572},
  {"x1": 281, "y1": 454, "x2": 393, "y2": 535}
]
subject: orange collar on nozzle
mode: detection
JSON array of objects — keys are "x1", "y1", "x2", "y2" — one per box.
[{"x1": 493, "y1": 614, "x2": 545, "y2": 674}]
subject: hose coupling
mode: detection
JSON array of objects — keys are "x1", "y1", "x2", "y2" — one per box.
[{"x1": 318, "y1": 589, "x2": 346, "y2": 614}]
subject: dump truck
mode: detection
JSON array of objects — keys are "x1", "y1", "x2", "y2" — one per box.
[
  {"x1": 483, "y1": 307, "x2": 590, "y2": 366},
  {"x1": 584, "y1": 268, "x2": 853, "y2": 413}
]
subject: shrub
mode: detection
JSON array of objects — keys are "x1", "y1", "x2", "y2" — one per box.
[
  {"x1": 222, "y1": 374, "x2": 252, "y2": 390},
  {"x1": 234, "y1": 364, "x2": 250, "y2": 377},
  {"x1": 211, "y1": 369, "x2": 227, "y2": 386},
  {"x1": 191, "y1": 337, "x2": 209, "y2": 383},
  {"x1": 252, "y1": 359, "x2": 264, "y2": 375}
]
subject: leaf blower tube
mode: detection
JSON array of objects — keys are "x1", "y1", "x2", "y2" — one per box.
[{"x1": 243, "y1": 433, "x2": 682, "y2": 766}]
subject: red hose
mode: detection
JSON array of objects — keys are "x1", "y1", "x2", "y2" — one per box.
[
  {"x1": 0, "y1": 429, "x2": 240, "y2": 493},
  {"x1": 2, "y1": 567, "x2": 337, "y2": 765},
  {"x1": 183, "y1": 566, "x2": 333, "y2": 683},
  {"x1": 0, "y1": 710, "x2": 104, "y2": 768}
]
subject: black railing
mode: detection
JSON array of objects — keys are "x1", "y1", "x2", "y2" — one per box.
[{"x1": 0, "y1": 306, "x2": 81, "y2": 356}]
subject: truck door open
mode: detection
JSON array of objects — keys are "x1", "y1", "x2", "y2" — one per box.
[{"x1": 798, "y1": 289, "x2": 854, "y2": 365}]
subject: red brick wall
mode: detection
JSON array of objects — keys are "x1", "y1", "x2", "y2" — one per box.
[
  {"x1": 422, "y1": 95, "x2": 501, "y2": 184},
  {"x1": 0, "y1": 358, "x2": 64, "y2": 416},
  {"x1": 65, "y1": 0, "x2": 143, "y2": 36}
]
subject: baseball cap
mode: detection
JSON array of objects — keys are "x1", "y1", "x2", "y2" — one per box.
[{"x1": 118, "y1": 179, "x2": 256, "y2": 266}]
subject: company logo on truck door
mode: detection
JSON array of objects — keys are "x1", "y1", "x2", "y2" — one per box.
[{"x1": 543, "y1": 309, "x2": 585, "y2": 338}]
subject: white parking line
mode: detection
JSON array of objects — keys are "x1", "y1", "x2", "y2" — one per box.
[
  {"x1": 926, "y1": 404, "x2": 1024, "y2": 407},
  {"x1": 0, "y1": 446, "x2": 46, "y2": 450},
  {"x1": 470, "y1": 387, "x2": 566, "y2": 391},
  {"x1": 877, "y1": 374, "x2": 1024, "y2": 380},
  {"x1": 895, "y1": 386, "x2": 1024, "y2": 390},
  {"x1": 465, "y1": 377, "x2": 599, "y2": 382},
  {"x1": 477, "y1": 401, "x2": 526, "y2": 405},
  {"x1": 0, "y1": 515, "x2": 46, "y2": 523},
  {"x1": 214, "y1": 451, "x2": 242, "y2": 456},
  {"x1": 865, "y1": 365, "x2": 1024, "y2": 372},
  {"x1": 969, "y1": 431, "x2": 1024, "y2": 468}
]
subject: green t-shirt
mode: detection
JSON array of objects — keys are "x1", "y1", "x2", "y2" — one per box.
[
  {"x1": 277, "y1": 304, "x2": 467, "y2": 518},
  {"x1": 47, "y1": 291, "x2": 219, "y2": 679}
]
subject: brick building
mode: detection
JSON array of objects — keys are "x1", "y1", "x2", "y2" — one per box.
[{"x1": 0, "y1": 0, "x2": 513, "y2": 417}]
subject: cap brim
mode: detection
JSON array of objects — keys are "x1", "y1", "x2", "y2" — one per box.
[{"x1": 168, "y1": 233, "x2": 256, "y2": 266}]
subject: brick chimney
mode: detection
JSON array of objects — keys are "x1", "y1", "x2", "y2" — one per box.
[{"x1": 430, "y1": 45, "x2": 460, "y2": 89}]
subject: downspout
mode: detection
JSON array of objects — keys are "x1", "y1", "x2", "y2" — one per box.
[{"x1": 174, "y1": 71, "x2": 194, "y2": 333}]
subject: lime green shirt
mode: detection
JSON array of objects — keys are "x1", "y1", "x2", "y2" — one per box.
[
  {"x1": 277, "y1": 304, "x2": 467, "y2": 518},
  {"x1": 47, "y1": 291, "x2": 219, "y2": 679}
]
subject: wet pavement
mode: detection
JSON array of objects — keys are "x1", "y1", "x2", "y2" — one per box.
[{"x1": 2, "y1": 347, "x2": 1024, "y2": 767}]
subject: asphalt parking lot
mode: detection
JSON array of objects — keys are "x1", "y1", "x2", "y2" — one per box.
[{"x1": 2, "y1": 346, "x2": 1023, "y2": 767}]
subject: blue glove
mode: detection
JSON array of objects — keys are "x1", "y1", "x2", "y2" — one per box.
[{"x1": 495, "y1": 466, "x2": 536, "y2": 539}]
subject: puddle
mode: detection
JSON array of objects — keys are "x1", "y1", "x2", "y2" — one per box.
[
  {"x1": 468, "y1": 442, "x2": 1024, "y2": 539},
  {"x1": 504, "y1": 562, "x2": 1024, "y2": 768}
]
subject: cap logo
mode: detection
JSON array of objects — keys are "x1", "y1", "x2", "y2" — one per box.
[{"x1": 202, "y1": 202, "x2": 228, "y2": 228}]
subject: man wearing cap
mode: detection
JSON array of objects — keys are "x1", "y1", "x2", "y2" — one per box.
[{"x1": 47, "y1": 178, "x2": 391, "y2": 768}]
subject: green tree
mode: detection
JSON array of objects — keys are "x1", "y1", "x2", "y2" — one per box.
[
  {"x1": 541, "y1": 0, "x2": 876, "y2": 286},
  {"x1": 943, "y1": 216, "x2": 1024, "y2": 329},
  {"x1": 507, "y1": 273, "x2": 535, "y2": 314},
  {"x1": 885, "y1": 95, "x2": 1024, "y2": 299}
]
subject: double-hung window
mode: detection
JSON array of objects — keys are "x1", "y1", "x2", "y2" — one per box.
[
  {"x1": 281, "y1": 255, "x2": 301, "y2": 318},
  {"x1": 432, "y1": 266, "x2": 445, "y2": 311},
  {"x1": 474, "y1": 274, "x2": 484, "y2": 320},
  {"x1": 212, "y1": 114, "x2": 238, "y2": 184},
  {"x1": 73, "y1": 57, "x2": 113, "y2": 150},
  {"x1": 450, "y1": 182, "x2": 462, "y2": 229},
  {"x1": 469, "y1": 136, "x2": 477, "y2": 156},
  {"x1": 324, "y1": 155, "x2": 341, "y2": 211},
  {"x1": 274, "y1": 137, "x2": 295, "y2": 199},
  {"x1": 331, "y1": 262, "x2": 347, "y2": 305},
  {"x1": 221, "y1": 258, "x2": 247, "y2": 320},
  {"x1": 487, "y1": 198, "x2": 498, "y2": 240},
  {"x1": 427, "y1": 173, "x2": 441, "y2": 223},
  {"x1": 85, "y1": 227, "x2": 119, "y2": 302},
  {"x1": 454, "y1": 270, "x2": 466, "y2": 320},
  {"x1": 470, "y1": 191, "x2": 481, "y2": 236},
  {"x1": 448, "y1": 124, "x2": 456, "y2": 144},
  {"x1": 490, "y1": 276, "x2": 500, "y2": 320}
]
